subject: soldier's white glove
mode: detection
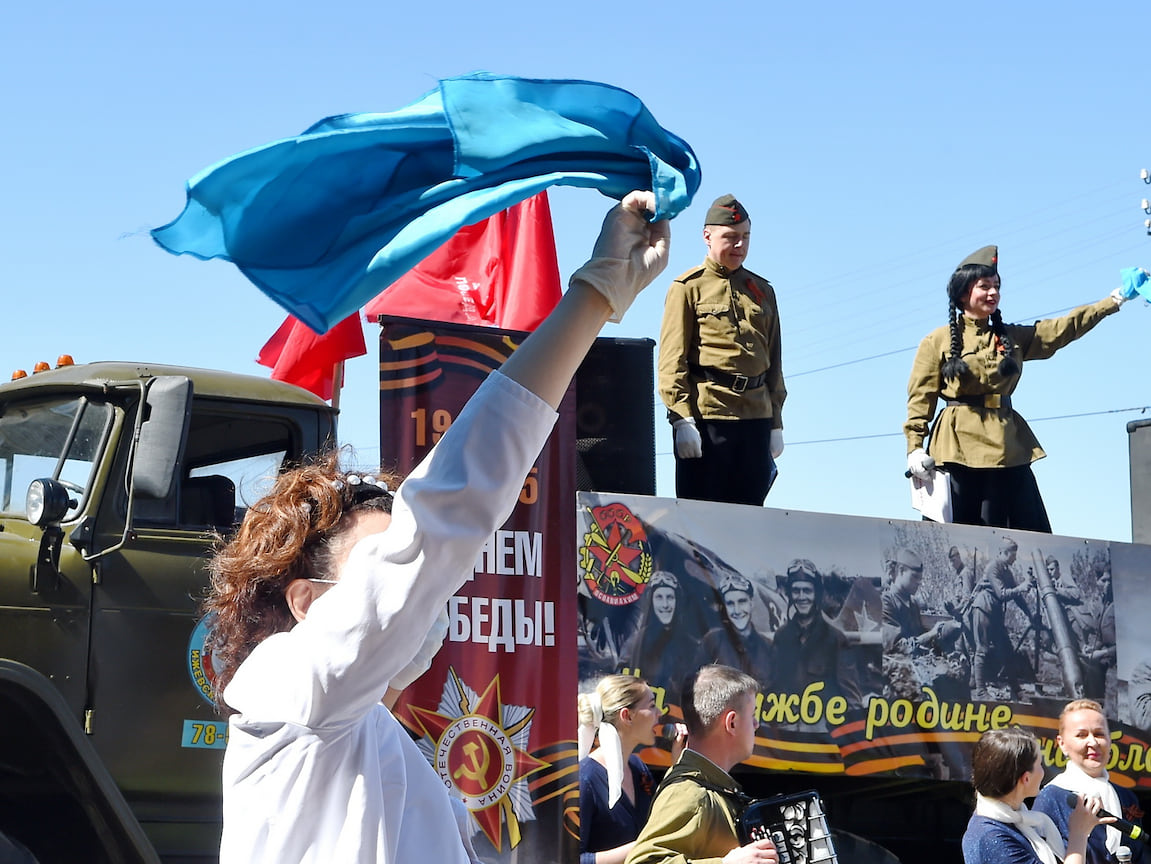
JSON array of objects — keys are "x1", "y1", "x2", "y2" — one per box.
[
  {"x1": 389, "y1": 605, "x2": 450, "y2": 691},
  {"x1": 672, "y1": 417, "x2": 703, "y2": 459},
  {"x1": 907, "y1": 448, "x2": 936, "y2": 481},
  {"x1": 1111, "y1": 286, "x2": 1131, "y2": 308},
  {"x1": 569, "y1": 190, "x2": 671, "y2": 322},
  {"x1": 770, "y1": 429, "x2": 785, "y2": 459}
]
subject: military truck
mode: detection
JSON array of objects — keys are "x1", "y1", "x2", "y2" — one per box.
[{"x1": 0, "y1": 358, "x2": 335, "y2": 863}]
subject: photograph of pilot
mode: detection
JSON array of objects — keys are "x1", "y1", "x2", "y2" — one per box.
[
  {"x1": 768, "y1": 560, "x2": 862, "y2": 714},
  {"x1": 622, "y1": 571, "x2": 699, "y2": 706},
  {"x1": 694, "y1": 573, "x2": 774, "y2": 689}
]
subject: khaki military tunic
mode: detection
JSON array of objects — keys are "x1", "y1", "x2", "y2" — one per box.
[
  {"x1": 626, "y1": 749, "x2": 744, "y2": 864},
  {"x1": 658, "y1": 257, "x2": 786, "y2": 427},
  {"x1": 904, "y1": 297, "x2": 1118, "y2": 468}
]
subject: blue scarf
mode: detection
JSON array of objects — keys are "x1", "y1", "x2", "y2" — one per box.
[{"x1": 152, "y1": 73, "x2": 700, "y2": 333}]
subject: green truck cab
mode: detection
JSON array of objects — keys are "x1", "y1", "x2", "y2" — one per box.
[{"x1": 0, "y1": 360, "x2": 335, "y2": 863}]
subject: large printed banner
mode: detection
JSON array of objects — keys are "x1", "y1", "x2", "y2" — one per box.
[
  {"x1": 379, "y1": 316, "x2": 578, "y2": 864},
  {"x1": 577, "y1": 492, "x2": 1151, "y2": 788}
]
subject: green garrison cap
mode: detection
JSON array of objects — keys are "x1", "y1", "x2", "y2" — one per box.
[
  {"x1": 704, "y1": 194, "x2": 750, "y2": 226},
  {"x1": 957, "y1": 245, "x2": 998, "y2": 272}
]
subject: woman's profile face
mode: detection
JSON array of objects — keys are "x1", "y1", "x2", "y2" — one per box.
[
  {"x1": 1058, "y1": 708, "x2": 1110, "y2": 778},
  {"x1": 652, "y1": 587, "x2": 677, "y2": 625}
]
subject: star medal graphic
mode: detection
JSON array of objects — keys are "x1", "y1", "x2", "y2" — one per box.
[
  {"x1": 410, "y1": 668, "x2": 549, "y2": 851},
  {"x1": 579, "y1": 502, "x2": 653, "y2": 605}
]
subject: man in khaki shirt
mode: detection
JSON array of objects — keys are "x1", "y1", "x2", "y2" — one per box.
[
  {"x1": 626, "y1": 665, "x2": 779, "y2": 864},
  {"x1": 658, "y1": 195, "x2": 785, "y2": 506}
]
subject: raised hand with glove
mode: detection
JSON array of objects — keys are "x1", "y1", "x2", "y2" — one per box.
[{"x1": 569, "y1": 190, "x2": 671, "y2": 323}]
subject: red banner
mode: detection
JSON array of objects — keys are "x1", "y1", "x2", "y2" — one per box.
[{"x1": 379, "y1": 316, "x2": 578, "y2": 863}]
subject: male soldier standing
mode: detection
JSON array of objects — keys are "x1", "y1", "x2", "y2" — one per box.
[{"x1": 658, "y1": 194, "x2": 786, "y2": 505}]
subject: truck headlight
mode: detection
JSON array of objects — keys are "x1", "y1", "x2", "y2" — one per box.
[{"x1": 26, "y1": 478, "x2": 72, "y2": 527}]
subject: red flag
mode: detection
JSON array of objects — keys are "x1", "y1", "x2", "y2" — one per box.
[
  {"x1": 257, "y1": 313, "x2": 367, "y2": 401},
  {"x1": 365, "y1": 191, "x2": 562, "y2": 330}
]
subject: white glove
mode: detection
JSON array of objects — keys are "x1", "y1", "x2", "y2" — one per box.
[
  {"x1": 770, "y1": 428, "x2": 785, "y2": 459},
  {"x1": 907, "y1": 448, "x2": 936, "y2": 481},
  {"x1": 1111, "y1": 286, "x2": 1131, "y2": 308},
  {"x1": 568, "y1": 190, "x2": 671, "y2": 322},
  {"x1": 672, "y1": 417, "x2": 703, "y2": 459},
  {"x1": 389, "y1": 605, "x2": 450, "y2": 690}
]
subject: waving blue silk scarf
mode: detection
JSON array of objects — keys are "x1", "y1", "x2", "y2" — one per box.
[{"x1": 152, "y1": 74, "x2": 701, "y2": 333}]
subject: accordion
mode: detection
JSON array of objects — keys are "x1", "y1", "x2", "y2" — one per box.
[{"x1": 738, "y1": 789, "x2": 838, "y2": 864}]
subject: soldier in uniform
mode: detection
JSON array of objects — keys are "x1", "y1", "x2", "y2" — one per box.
[
  {"x1": 696, "y1": 574, "x2": 773, "y2": 689},
  {"x1": 658, "y1": 194, "x2": 786, "y2": 506},
  {"x1": 968, "y1": 537, "x2": 1035, "y2": 699},
  {"x1": 881, "y1": 548, "x2": 962, "y2": 656},
  {"x1": 904, "y1": 246, "x2": 1139, "y2": 532},
  {"x1": 769, "y1": 560, "x2": 861, "y2": 710},
  {"x1": 625, "y1": 665, "x2": 779, "y2": 864}
]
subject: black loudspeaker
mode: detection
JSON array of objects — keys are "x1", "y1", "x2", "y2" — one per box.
[
  {"x1": 1130, "y1": 419, "x2": 1151, "y2": 544},
  {"x1": 575, "y1": 337, "x2": 656, "y2": 495}
]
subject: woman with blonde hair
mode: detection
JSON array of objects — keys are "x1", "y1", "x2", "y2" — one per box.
[
  {"x1": 578, "y1": 675, "x2": 684, "y2": 864},
  {"x1": 1034, "y1": 699, "x2": 1144, "y2": 863},
  {"x1": 962, "y1": 726, "x2": 1108, "y2": 864}
]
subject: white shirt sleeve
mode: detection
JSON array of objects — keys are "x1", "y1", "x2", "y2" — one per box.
[{"x1": 224, "y1": 370, "x2": 557, "y2": 728}]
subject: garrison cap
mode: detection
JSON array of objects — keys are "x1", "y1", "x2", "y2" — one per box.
[
  {"x1": 957, "y1": 245, "x2": 998, "y2": 272},
  {"x1": 892, "y1": 548, "x2": 924, "y2": 573},
  {"x1": 704, "y1": 194, "x2": 750, "y2": 226}
]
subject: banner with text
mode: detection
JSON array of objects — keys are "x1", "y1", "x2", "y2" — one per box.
[
  {"x1": 577, "y1": 492, "x2": 1151, "y2": 788},
  {"x1": 380, "y1": 316, "x2": 578, "y2": 864}
]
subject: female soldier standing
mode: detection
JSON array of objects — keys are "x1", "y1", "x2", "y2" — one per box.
[{"x1": 904, "y1": 247, "x2": 1143, "y2": 532}]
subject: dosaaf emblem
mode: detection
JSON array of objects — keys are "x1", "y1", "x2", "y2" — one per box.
[{"x1": 578, "y1": 502, "x2": 653, "y2": 606}]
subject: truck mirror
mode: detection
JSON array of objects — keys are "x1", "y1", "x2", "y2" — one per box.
[{"x1": 133, "y1": 376, "x2": 192, "y2": 500}]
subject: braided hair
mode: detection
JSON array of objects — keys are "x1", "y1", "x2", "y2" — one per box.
[{"x1": 942, "y1": 263, "x2": 1019, "y2": 381}]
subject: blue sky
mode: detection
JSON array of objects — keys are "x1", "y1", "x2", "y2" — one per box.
[{"x1": 3, "y1": 1, "x2": 1148, "y2": 542}]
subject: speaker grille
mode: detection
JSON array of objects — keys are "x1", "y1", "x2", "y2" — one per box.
[{"x1": 575, "y1": 338, "x2": 655, "y2": 495}]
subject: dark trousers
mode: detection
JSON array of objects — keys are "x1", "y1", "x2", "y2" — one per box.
[
  {"x1": 946, "y1": 463, "x2": 1052, "y2": 533},
  {"x1": 675, "y1": 418, "x2": 776, "y2": 506}
]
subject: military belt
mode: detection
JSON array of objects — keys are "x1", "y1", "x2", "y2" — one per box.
[
  {"x1": 946, "y1": 394, "x2": 1012, "y2": 410},
  {"x1": 689, "y1": 364, "x2": 766, "y2": 393}
]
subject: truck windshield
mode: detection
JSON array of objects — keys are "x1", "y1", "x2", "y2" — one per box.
[{"x1": 0, "y1": 396, "x2": 111, "y2": 518}]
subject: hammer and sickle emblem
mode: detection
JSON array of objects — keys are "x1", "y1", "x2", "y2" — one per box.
[{"x1": 453, "y1": 739, "x2": 492, "y2": 785}]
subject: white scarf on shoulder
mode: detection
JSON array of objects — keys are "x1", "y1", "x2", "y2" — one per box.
[
  {"x1": 1047, "y1": 761, "x2": 1123, "y2": 855},
  {"x1": 976, "y1": 793, "x2": 1066, "y2": 864},
  {"x1": 577, "y1": 692, "x2": 626, "y2": 807}
]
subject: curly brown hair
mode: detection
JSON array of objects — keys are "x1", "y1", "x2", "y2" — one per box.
[{"x1": 202, "y1": 450, "x2": 403, "y2": 713}]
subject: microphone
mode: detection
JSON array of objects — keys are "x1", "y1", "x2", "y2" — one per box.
[{"x1": 1065, "y1": 792, "x2": 1149, "y2": 844}]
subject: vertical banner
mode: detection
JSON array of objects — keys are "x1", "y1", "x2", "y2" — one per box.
[{"x1": 378, "y1": 316, "x2": 578, "y2": 864}]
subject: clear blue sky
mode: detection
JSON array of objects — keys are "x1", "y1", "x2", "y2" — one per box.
[{"x1": 3, "y1": 1, "x2": 1148, "y2": 542}]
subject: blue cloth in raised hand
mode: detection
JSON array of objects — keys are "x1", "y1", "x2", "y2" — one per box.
[
  {"x1": 1120, "y1": 266, "x2": 1150, "y2": 301},
  {"x1": 151, "y1": 73, "x2": 701, "y2": 333}
]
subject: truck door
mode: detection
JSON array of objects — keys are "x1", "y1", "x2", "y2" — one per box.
[
  {"x1": 84, "y1": 397, "x2": 309, "y2": 857},
  {"x1": 0, "y1": 394, "x2": 114, "y2": 716}
]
